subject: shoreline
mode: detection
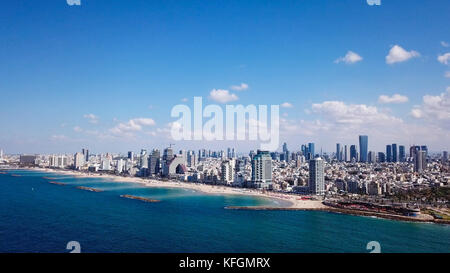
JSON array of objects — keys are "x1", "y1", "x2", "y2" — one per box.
[{"x1": 6, "y1": 167, "x2": 449, "y2": 225}]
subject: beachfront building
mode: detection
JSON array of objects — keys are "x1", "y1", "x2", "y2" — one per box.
[
  {"x1": 251, "y1": 150, "x2": 272, "y2": 189},
  {"x1": 221, "y1": 159, "x2": 235, "y2": 185},
  {"x1": 309, "y1": 157, "x2": 325, "y2": 195}
]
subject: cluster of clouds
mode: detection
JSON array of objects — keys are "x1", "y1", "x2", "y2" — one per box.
[
  {"x1": 335, "y1": 44, "x2": 450, "y2": 66},
  {"x1": 209, "y1": 82, "x2": 249, "y2": 103}
]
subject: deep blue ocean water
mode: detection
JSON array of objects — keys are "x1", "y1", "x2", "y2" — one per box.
[{"x1": 0, "y1": 169, "x2": 449, "y2": 253}]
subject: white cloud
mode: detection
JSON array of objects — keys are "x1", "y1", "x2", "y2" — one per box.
[
  {"x1": 110, "y1": 118, "x2": 156, "y2": 136},
  {"x1": 334, "y1": 51, "x2": 363, "y2": 64},
  {"x1": 441, "y1": 41, "x2": 449, "y2": 48},
  {"x1": 83, "y1": 113, "x2": 99, "y2": 124},
  {"x1": 209, "y1": 89, "x2": 239, "y2": 103},
  {"x1": 73, "y1": 126, "x2": 83, "y2": 132},
  {"x1": 66, "y1": 0, "x2": 81, "y2": 6},
  {"x1": 311, "y1": 101, "x2": 402, "y2": 125},
  {"x1": 386, "y1": 45, "x2": 420, "y2": 64},
  {"x1": 378, "y1": 94, "x2": 409, "y2": 104},
  {"x1": 437, "y1": 53, "x2": 450, "y2": 65},
  {"x1": 230, "y1": 83, "x2": 249, "y2": 91},
  {"x1": 181, "y1": 98, "x2": 188, "y2": 102},
  {"x1": 445, "y1": 71, "x2": 450, "y2": 78},
  {"x1": 281, "y1": 102, "x2": 294, "y2": 108},
  {"x1": 410, "y1": 88, "x2": 450, "y2": 129}
]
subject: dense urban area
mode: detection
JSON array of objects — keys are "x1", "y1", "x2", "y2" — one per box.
[{"x1": 1, "y1": 135, "x2": 449, "y2": 222}]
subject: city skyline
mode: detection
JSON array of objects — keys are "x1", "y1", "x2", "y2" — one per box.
[{"x1": 1, "y1": 1, "x2": 450, "y2": 154}]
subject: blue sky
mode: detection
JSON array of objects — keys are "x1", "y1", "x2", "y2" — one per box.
[{"x1": 0, "y1": 0, "x2": 449, "y2": 154}]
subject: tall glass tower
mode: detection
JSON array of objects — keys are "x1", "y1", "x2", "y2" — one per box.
[{"x1": 359, "y1": 135, "x2": 368, "y2": 162}]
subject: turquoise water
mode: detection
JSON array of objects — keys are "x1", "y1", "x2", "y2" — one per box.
[{"x1": 0, "y1": 169, "x2": 449, "y2": 253}]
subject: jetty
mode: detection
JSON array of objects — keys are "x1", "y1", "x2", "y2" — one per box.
[
  {"x1": 49, "y1": 181, "x2": 66, "y2": 186},
  {"x1": 120, "y1": 195, "x2": 160, "y2": 203},
  {"x1": 76, "y1": 186, "x2": 103, "y2": 192}
]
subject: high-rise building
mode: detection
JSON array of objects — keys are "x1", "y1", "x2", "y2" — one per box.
[
  {"x1": 378, "y1": 152, "x2": 386, "y2": 163},
  {"x1": 0, "y1": 148, "x2": 3, "y2": 159},
  {"x1": 386, "y1": 145, "x2": 392, "y2": 163},
  {"x1": 392, "y1": 144, "x2": 398, "y2": 163},
  {"x1": 368, "y1": 151, "x2": 376, "y2": 163},
  {"x1": 148, "y1": 149, "x2": 161, "y2": 175},
  {"x1": 139, "y1": 149, "x2": 148, "y2": 169},
  {"x1": 350, "y1": 145, "x2": 357, "y2": 162},
  {"x1": 282, "y1": 142, "x2": 288, "y2": 153},
  {"x1": 221, "y1": 159, "x2": 235, "y2": 184},
  {"x1": 399, "y1": 145, "x2": 406, "y2": 162},
  {"x1": 74, "y1": 152, "x2": 85, "y2": 170},
  {"x1": 359, "y1": 135, "x2": 368, "y2": 162},
  {"x1": 414, "y1": 149, "x2": 427, "y2": 173},
  {"x1": 309, "y1": 157, "x2": 325, "y2": 195},
  {"x1": 308, "y1": 143, "x2": 315, "y2": 160},
  {"x1": 344, "y1": 145, "x2": 349, "y2": 162},
  {"x1": 163, "y1": 147, "x2": 174, "y2": 163},
  {"x1": 251, "y1": 150, "x2": 272, "y2": 189},
  {"x1": 336, "y1": 143, "x2": 342, "y2": 161},
  {"x1": 443, "y1": 151, "x2": 448, "y2": 162},
  {"x1": 127, "y1": 151, "x2": 134, "y2": 160}
]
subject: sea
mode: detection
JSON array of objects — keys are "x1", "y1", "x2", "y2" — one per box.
[{"x1": 0, "y1": 169, "x2": 449, "y2": 253}]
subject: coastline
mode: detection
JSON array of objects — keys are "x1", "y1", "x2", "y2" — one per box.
[
  {"x1": 24, "y1": 167, "x2": 325, "y2": 209},
  {"x1": 7, "y1": 167, "x2": 449, "y2": 225}
]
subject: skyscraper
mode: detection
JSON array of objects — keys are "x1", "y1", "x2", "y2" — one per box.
[
  {"x1": 414, "y1": 149, "x2": 427, "y2": 173},
  {"x1": 0, "y1": 149, "x2": 3, "y2": 159},
  {"x1": 74, "y1": 152, "x2": 85, "y2": 170},
  {"x1": 350, "y1": 145, "x2": 357, "y2": 162},
  {"x1": 399, "y1": 145, "x2": 406, "y2": 162},
  {"x1": 148, "y1": 149, "x2": 161, "y2": 175},
  {"x1": 221, "y1": 159, "x2": 235, "y2": 184},
  {"x1": 309, "y1": 157, "x2": 325, "y2": 195},
  {"x1": 344, "y1": 145, "x2": 349, "y2": 162},
  {"x1": 378, "y1": 152, "x2": 386, "y2": 163},
  {"x1": 359, "y1": 135, "x2": 368, "y2": 162},
  {"x1": 308, "y1": 143, "x2": 315, "y2": 160},
  {"x1": 251, "y1": 150, "x2": 272, "y2": 189},
  {"x1": 336, "y1": 143, "x2": 341, "y2": 161},
  {"x1": 443, "y1": 151, "x2": 448, "y2": 162},
  {"x1": 392, "y1": 144, "x2": 398, "y2": 163},
  {"x1": 127, "y1": 151, "x2": 134, "y2": 160},
  {"x1": 386, "y1": 145, "x2": 392, "y2": 163}
]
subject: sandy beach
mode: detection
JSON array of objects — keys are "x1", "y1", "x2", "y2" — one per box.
[{"x1": 25, "y1": 167, "x2": 327, "y2": 210}]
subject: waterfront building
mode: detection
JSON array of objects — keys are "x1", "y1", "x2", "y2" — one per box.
[
  {"x1": 221, "y1": 159, "x2": 235, "y2": 184},
  {"x1": 148, "y1": 149, "x2": 161, "y2": 175},
  {"x1": 359, "y1": 135, "x2": 368, "y2": 162},
  {"x1": 162, "y1": 155, "x2": 187, "y2": 177},
  {"x1": 309, "y1": 157, "x2": 325, "y2": 195},
  {"x1": 251, "y1": 150, "x2": 272, "y2": 189},
  {"x1": 139, "y1": 149, "x2": 148, "y2": 169},
  {"x1": 73, "y1": 152, "x2": 84, "y2": 170}
]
